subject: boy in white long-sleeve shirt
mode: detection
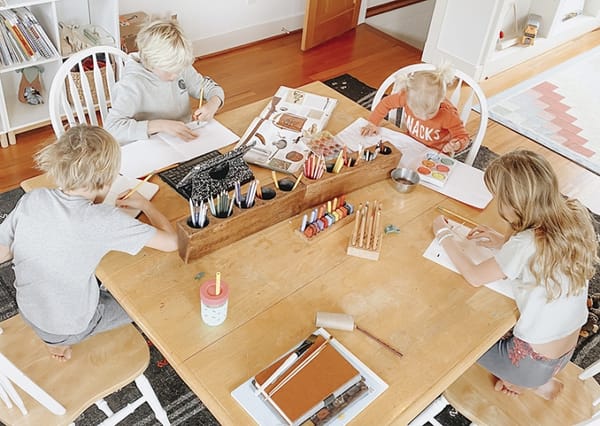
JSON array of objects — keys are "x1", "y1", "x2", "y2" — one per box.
[{"x1": 105, "y1": 19, "x2": 225, "y2": 145}]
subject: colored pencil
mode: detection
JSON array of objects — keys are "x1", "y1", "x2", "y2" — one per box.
[{"x1": 122, "y1": 172, "x2": 153, "y2": 200}]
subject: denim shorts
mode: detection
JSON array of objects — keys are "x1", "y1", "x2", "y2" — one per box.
[
  {"x1": 477, "y1": 332, "x2": 573, "y2": 388},
  {"x1": 22, "y1": 288, "x2": 132, "y2": 347}
]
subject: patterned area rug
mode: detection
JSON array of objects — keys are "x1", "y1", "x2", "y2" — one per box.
[{"x1": 486, "y1": 45, "x2": 600, "y2": 176}]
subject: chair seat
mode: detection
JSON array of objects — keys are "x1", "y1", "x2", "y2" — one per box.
[
  {"x1": 0, "y1": 314, "x2": 149, "y2": 426},
  {"x1": 444, "y1": 362, "x2": 600, "y2": 426}
]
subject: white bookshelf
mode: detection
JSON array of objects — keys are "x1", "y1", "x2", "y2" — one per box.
[
  {"x1": 0, "y1": 0, "x2": 119, "y2": 147},
  {"x1": 421, "y1": 0, "x2": 600, "y2": 81}
]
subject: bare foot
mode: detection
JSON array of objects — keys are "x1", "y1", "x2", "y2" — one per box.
[
  {"x1": 534, "y1": 378, "x2": 564, "y2": 400},
  {"x1": 47, "y1": 345, "x2": 72, "y2": 362},
  {"x1": 494, "y1": 379, "x2": 522, "y2": 397}
]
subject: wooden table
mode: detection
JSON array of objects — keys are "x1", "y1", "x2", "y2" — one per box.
[{"x1": 23, "y1": 82, "x2": 518, "y2": 425}]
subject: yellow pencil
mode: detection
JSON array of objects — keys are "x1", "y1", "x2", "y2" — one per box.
[
  {"x1": 436, "y1": 206, "x2": 479, "y2": 228},
  {"x1": 195, "y1": 87, "x2": 204, "y2": 123},
  {"x1": 122, "y1": 173, "x2": 153, "y2": 200},
  {"x1": 291, "y1": 173, "x2": 302, "y2": 191}
]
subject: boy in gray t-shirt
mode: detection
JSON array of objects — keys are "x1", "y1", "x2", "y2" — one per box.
[{"x1": 0, "y1": 125, "x2": 178, "y2": 361}]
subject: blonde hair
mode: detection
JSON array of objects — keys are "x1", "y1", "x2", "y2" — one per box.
[
  {"x1": 136, "y1": 20, "x2": 193, "y2": 74},
  {"x1": 396, "y1": 63, "x2": 455, "y2": 120},
  {"x1": 35, "y1": 125, "x2": 121, "y2": 192},
  {"x1": 484, "y1": 150, "x2": 599, "y2": 300}
]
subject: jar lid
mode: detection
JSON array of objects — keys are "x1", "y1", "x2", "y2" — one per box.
[{"x1": 200, "y1": 280, "x2": 229, "y2": 305}]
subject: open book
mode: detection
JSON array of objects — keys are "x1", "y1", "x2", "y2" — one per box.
[
  {"x1": 235, "y1": 86, "x2": 338, "y2": 174},
  {"x1": 232, "y1": 328, "x2": 387, "y2": 425},
  {"x1": 119, "y1": 119, "x2": 239, "y2": 178}
]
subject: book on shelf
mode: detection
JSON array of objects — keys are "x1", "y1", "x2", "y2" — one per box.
[
  {"x1": 232, "y1": 328, "x2": 388, "y2": 426},
  {"x1": 0, "y1": 6, "x2": 58, "y2": 67},
  {"x1": 235, "y1": 86, "x2": 337, "y2": 174}
]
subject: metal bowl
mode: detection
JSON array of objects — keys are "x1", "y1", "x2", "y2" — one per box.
[{"x1": 391, "y1": 168, "x2": 420, "y2": 193}]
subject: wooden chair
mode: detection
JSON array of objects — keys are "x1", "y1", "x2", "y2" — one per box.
[
  {"x1": 0, "y1": 314, "x2": 170, "y2": 425},
  {"x1": 408, "y1": 358, "x2": 600, "y2": 426},
  {"x1": 48, "y1": 45, "x2": 128, "y2": 138},
  {"x1": 371, "y1": 63, "x2": 488, "y2": 166}
]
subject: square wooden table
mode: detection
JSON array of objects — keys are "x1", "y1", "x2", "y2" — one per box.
[{"x1": 22, "y1": 82, "x2": 518, "y2": 425}]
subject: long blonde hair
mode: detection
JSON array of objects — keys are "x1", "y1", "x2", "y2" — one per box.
[
  {"x1": 396, "y1": 63, "x2": 455, "y2": 120},
  {"x1": 484, "y1": 150, "x2": 599, "y2": 299},
  {"x1": 34, "y1": 125, "x2": 121, "y2": 192}
]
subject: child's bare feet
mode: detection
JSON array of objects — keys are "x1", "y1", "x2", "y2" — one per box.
[
  {"x1": 494, "y1": 379, "x2": 522, "y2": 397},
  {"x1": 534, "y1": 378, "x2": 564, "y2": 400},
  {"x1": 47, "y1": 344, "x2": 72, "y2": 362}
]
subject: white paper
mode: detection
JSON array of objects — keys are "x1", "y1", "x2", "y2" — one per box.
[
  {"x1": 104, "y1": 175, "x2": 159, "y2": 217},
  {"x1": 335, "y1": 118, "x2": 493, "y2": 209},
  {"x1": 231, "y1": 328, "x2": 388, "y2": 426},
  {"x1": 422, "y1": 220, "x2": 513, "y2": 299},
  {"x1": 119, "y1": 119, "x2": 240, "y2": 178}
]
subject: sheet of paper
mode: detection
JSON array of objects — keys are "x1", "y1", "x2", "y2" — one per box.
[
  {"x1": 119, "y1": 119, "x2": 240, "y2": 178},
  {"x1": 104, "y1": 175, "x2": 159, "y2": 217},
  {"x1": 422, "y1": 220, "x2": 513, "y2": 299},
  {"x1": 158, "y1": 119, "x2": 239, "y2": 159},
  {"x1": 231, "y1": 327, "x2": 388, "y2": 426},
  {"x1": 335, "y1": 118, "x2": 493, "y2": 209}
]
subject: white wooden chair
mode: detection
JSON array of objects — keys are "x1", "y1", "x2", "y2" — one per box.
[
  {"x1": 48, "y1": 45, "x2": 128, "y2": 138},
  {"x1": 371, "y1": 63, "x2": 488, "y2": 166},
  {"x1": 0, "y1": 314, "x2": 170, "y2": 425},
  {"x1": 409, "y1": 358, "x2": 600, "y2": 426}
]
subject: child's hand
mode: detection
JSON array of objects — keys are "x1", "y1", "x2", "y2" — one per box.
[
  {"x1": 149, "y1": 119, "x2": 197, "y2": 141},
  {"x1": 467, "y1": 225, "x2": 504, "y2": 249},
  {"x1": 193, "y1": 97, "x2": 220, "y2": 123},
  {"x1": 116, "y1": 190, "x2": 150, "y2": 210},
  {"x1": 432, "y1": 215, "x2": 451, "y2": 235},
  {"x1": 360, "y1": 123, "x2": 379, "y2": 136},
  {"x1": 441, "y1": 139, "x2": 462, "y2": 156}
]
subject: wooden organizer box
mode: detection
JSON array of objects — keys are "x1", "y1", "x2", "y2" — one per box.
[{"x1": 177, "y1": 143, "x2": 401, "y2": 263}]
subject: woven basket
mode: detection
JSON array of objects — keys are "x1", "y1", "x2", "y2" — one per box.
[{"x1": 66, "y1": 62, "x2": 110, "y2": 105}]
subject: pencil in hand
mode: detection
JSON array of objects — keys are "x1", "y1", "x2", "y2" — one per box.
[{"x1": 122, "y1": 173, "x2": 154, "y2": 200}]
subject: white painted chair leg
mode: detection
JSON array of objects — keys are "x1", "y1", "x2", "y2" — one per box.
[
  {"x1": 94, "y1": 398, "x2": 114, "y2": 417},
  {"x1": 407, "y1": 395, "x2": 449, "y2": 426},
  {"x1": 0, "y1": 376, "x2": 16, "y2": 410},
  {"x1": 135, "y1": 374, "x2": 170, "y2": 425}
]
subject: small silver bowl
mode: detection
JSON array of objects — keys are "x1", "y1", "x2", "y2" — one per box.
[{"x1": 391, "y1": 168, "x2": 420, "y2": 193}]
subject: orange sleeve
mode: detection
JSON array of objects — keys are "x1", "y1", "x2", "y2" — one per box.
[
  {"x1": 367, "y1": 91, "x2": 407, "y2": 126},
  {"x1": 440, "y1": 101, "x2": 470, "y2": 150}
]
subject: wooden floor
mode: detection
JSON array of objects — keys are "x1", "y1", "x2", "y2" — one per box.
[{"x1": 2, "y1": 24, "x2": 600, "y2": 212}]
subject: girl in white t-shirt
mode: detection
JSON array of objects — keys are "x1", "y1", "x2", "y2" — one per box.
[{"x1": 432, "y1": 150, "x2": 598, "y2": 400}]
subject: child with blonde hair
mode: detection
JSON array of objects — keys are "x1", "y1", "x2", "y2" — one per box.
[
  {"x1": 106, "y1": 19, "x2": 224, "y2": 144},
  {"x1": 432, "y1": 150, "x2": 598, "y2": 399},
  {"x1": 362, "y1": 63, "x2": 469, "y2": 155},
  {"x1": 0, "y1": 125, "x2": 178, "y2": 361}
]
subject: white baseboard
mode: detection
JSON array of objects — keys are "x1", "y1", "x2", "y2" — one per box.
[{"x1": 191, "y1": 14, "x2": 304, "y2": 57}]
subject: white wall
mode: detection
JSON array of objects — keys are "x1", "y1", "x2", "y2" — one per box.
[
  {"x1": 119, "y1": 0, "x2": 306, "y2": 55},
  {"x1": 119, "y1": 0, "x2": 433, "y2": 55},
  {"x1": 365, "y1": 0, "x2": 435, "y2": 50}
]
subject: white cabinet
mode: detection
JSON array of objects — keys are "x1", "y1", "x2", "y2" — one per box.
[
  {"x1": 0, "y1": 0, "x2": 118, "y2": 148},
  {"x1": 422, "y1": 0, "x2": 600, "y2": 81}
]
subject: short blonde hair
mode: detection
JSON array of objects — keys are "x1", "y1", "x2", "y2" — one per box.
[
  {"x1": 35, "y1": 125, "x2": 121, "y2": 192},
  {"x1": 137, "y1": 20, "x2": 193, "y2": 74},
  {"x1": 397, "y1": 63, "x2": 455, "y2": 120},
  {"x1": 484, "y1": 150, "x2": 599, "y2": 300}
]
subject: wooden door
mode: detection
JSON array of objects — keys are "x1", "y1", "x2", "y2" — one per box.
[{"x1": 301, "y1": 0, "x2": 362, "y2": 51}]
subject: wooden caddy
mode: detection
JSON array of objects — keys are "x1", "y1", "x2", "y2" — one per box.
[{"x1": 177, "y1": 143, "x2": 401, "y2": 263}]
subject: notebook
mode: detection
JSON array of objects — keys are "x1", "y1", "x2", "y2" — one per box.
[
  {"x1": 104, "y1": 175, "x2": 159, "y2": 218},
  {"x1": 253, "y1": 334, "x2": 362, "y2": 425},
  {"x1": 119, "y1": 119, "x2": 240, "y2": 178}
]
